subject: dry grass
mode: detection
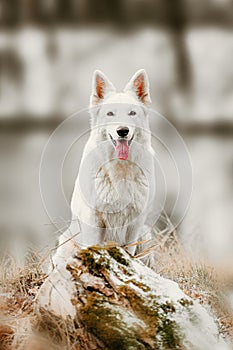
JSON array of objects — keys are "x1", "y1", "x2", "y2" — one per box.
[
  {"x1": 0, "y1": 251, "x2": 102, "y2": 350},
  {"x1": 0, "y1": 254, "x2": 46, "y2": 350},
  {"x1": 0, "y1": 233, "x2": 232, "y2": 349},
  {"x1": 150, "y1": 231, "x2": 233, "y2": 343}
]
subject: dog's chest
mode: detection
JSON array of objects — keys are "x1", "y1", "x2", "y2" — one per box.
[{"x1": 95, "y1": 160, "x2": 148, "y2": 221}]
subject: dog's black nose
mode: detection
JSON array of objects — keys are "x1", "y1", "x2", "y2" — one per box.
[{"x1": 117, "y1": 127, "x2": 129, "y2": 138}]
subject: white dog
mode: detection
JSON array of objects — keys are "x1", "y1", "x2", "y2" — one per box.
[{"x1": 53, "y1": 69, "x2": 157, "y2": 267}]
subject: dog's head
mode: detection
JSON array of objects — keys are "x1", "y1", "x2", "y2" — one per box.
[{"x1": 89, "y1": 69, "x2": 151, "y2": 160}]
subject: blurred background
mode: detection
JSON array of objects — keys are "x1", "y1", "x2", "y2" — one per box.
[{"x1": 0, "y1": 0, "x2": 233, "y2": 266}]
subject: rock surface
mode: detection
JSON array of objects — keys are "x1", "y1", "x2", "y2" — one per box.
[{"x1": 36, "y1": 245, "x2": 229, "y2": 350}]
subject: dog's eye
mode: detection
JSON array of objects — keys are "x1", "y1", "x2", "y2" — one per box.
[
  {"x1": 106, "y1": 111, "x2": 114, "y2": 117},
  {"x1": 128, "y1": 110, "x2": 136, "y2": 116}
]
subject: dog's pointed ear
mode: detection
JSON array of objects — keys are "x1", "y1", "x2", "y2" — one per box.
[
  {"x1": 90, "y1": 70, "x2": 116, "y2": 107},
  {"x1": 124, "y1": 69, "x2": 151, "y2": 105}
]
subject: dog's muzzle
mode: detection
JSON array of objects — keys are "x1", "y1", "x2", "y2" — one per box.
[{"x1": 109, "y1": 132, "x2": 134, "y2": 160}]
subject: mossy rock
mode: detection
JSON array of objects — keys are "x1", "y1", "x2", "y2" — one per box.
[{"x1": 37, "y1": 245, "x2": 228, "y2": 350}]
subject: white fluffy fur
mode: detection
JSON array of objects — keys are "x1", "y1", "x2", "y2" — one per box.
[{"x1": 53, "y1": 70, "x2": 156, "y2": 267}]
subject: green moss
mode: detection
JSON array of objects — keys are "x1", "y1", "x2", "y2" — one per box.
[
  {"x1": 81, "y1": 288, "x2": 183, "y2": 349},
  {"x1": 157, "y1": 317, "x2": 182, "y2": 349},
  {"x1": 127, "y1": 279, "x2": 151, "y2": 292},
  {"x1": 80, "y1": 292, "x2": 150, "y2": 350},
  {"x1": 179, "y1": 298, "x2": 193, "y2": 307},
  {"x1": 119, "y1": 285, "x2": 158, "y2": 325},
  {"x1": 160, "y1": 301, "x2": 176, "y2": 314},
  {"x1": 118, "y1": 285, "x2": 183, "y2": 348},
  {"x1": 76, "y1": 246, "x2": 190, "y2": 349},
  {"x1": 108, "y1": 246, "x2": 130, "y2": 266},
  {"x1": 80, "y1": 246, "x2": 134, "y2": 277},
  {"x1": 80, "y1": 248, "x2": 110, "y2": 276}
]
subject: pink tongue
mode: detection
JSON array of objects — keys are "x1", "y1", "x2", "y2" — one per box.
[{"x1": 116, "y1": 140, "x2": 129, "y2": 160}]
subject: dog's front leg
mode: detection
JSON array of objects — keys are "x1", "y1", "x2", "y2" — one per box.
[
  {"x1": 122, "y1": 224, "x2": 146, "y2": 256},
  {"x1": 52, "y1": 218, "x2": 81, "y2": 268}
]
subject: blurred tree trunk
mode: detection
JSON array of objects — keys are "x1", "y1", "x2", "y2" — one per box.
[
  {"x1": 163, "y1": 0, "x2": 191, "y2": 92},
  {"x1": 57, "y1": 0, "x2": 74, "y2": 23},
  {"x1": 86, "y1": 0, "x2": 124, "y2": 24},
  {"x1": 0, "y1": 0, "x2": 21, "y2": 27}
]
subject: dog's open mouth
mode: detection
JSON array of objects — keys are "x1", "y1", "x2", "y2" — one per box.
[{"x1": 109, "y1": 134, "x2": 134, "y2": 160}]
